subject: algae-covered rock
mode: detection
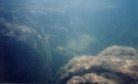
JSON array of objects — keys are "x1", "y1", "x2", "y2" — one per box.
[
  {"x1": 67, "y1": 73, "x2": 117, "y2": 84},
  {"x1": 58, "y1": 46, "x2": 138, "y2": 84},
  {"x1": 98, "y1": 45, "x2": 138, "y2": 57}
]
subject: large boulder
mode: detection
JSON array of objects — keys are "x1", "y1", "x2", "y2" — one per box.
[{"x1": 58, "y1": 46, "x2": 138, "y2": 84}]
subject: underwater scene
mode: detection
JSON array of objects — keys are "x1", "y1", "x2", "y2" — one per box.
[{"x1": 0, "y1": 0, "x2": 138, "y2": 84}]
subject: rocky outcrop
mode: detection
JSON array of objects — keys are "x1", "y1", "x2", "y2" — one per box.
[
  {"x1": 98, "y1": 45, "x2": 138, "y2": 57},
  {"x1": 58, "y1": 45, "x2": 138, "y2": 84}
]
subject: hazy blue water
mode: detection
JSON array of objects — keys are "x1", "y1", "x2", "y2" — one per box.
[{"x1": 0, "y1": 0, "x2": 138, "y2": 83}]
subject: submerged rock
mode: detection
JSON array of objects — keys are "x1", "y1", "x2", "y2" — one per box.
[
  {"x1": 67, "y1": 73, "x2": 117, "y2": 84},
  {"x1": 58, "y1": 45, "x2": 138, "y2": 84},
  {"x1": 98, "y1": 45, "x2": 138, "y2": 57}
]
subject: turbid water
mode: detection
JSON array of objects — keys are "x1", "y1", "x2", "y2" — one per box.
[{"x1": 0, "y1": 0, "x2": 137, "y2": 83}]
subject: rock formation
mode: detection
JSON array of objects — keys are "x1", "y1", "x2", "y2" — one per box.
[{"x1": 58, "y1": 45, "x2": 138, "y2": 84}]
